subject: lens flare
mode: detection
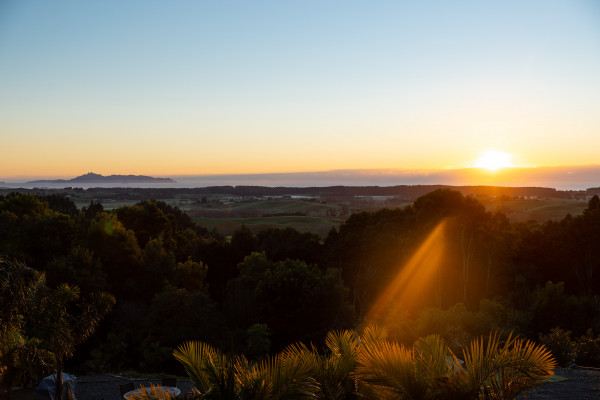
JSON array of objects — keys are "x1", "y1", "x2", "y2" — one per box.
[
  {"x1": 103, "y1": 220, "x2": 115, "y2": 235},
  {"x1": 366, "y1": 220, "x2": 448, "y2": 326}
]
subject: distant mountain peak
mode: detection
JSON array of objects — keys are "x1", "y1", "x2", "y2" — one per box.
[{"x1": 27, "y1": 173, "x2": 176, "y2": 184}]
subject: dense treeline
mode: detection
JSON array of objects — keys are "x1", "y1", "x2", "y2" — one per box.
[
  {"x1": 1, "y1": 189, "x2": 600, "y2": 378},
  {"x1": 5, "y1": 183, "x2": 599, "y2": 204}
]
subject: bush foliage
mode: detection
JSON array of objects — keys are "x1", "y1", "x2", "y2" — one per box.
[{"x1": 1, "y1": 190, "x2": 600, "y2": 379}]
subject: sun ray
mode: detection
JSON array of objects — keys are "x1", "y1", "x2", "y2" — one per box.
[{"x1": 366, "y1": 220, "x2": 448, "y2": 326}]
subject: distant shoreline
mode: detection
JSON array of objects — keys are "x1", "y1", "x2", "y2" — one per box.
[
  {"x1": 2, "y1": 165, "x2": 600, "y2": 191},
  {"x1": 25, "y1": 172, "x2": 175, "y2": 185}
]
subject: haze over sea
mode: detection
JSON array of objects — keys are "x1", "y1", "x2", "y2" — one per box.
[{"x1": 2, "y1": 166, "x2": 600, "y2": 191}]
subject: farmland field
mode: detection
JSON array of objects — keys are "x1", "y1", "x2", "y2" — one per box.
[
  {"x1": 0, "y1": 187, "x2": 591, "y2": 236},
  {"x1": 480, "y1": 197, "x2": 588, "y2": 222},
  {"x1": 187, "y1": 199, "x2": 345, "y2": 217},
  {"x1": 193, "y1": 215, "x2": 343, "y2": 236}
]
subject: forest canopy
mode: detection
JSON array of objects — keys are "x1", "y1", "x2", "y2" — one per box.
[{"x1": 1, "y1": 189, "x2": 600, "y2": 377}]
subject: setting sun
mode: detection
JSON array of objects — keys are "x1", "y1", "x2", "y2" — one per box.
[{"x1": 473, "y1": 150, "x2": 514, "y2": 171}]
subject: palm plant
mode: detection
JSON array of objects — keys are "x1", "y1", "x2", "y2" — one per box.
[
  {"x1": 356, "y1": 334, "x2": 435, "y2": 400},
  {"x1": 173, "y1": 341, "x2": 235, "y2": 399},
  {"x1": 315, "y1": 330, "x2": 361, "y2": 399},
  {"x1": 173, "y1": 340, "x2": 317, "y2": 400},
  {"x1": 173, "y1": 327, "x2": 555, "y2": 400},
  {"x1": 446, "y1": 332, "x2": 556, "y2": 400},
  {"x1": 34, "y1": 283, "x2": 115, "y2": 400},
  {"x1": 273, "y1": 326, "x2": 383, "y2": 400},
  {"x1": 355, "y1": 329, "x2": 556, "y2": 400},
  {"x1": 124, "y1": 383, "x2": 177, "y2": 400},
  {"x1": 268, "y1": 345, "x2": 318, "y2": 399}
]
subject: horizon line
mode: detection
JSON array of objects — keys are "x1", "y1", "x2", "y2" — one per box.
[{"x1": 4, "y1": 163, "x2": 600, "y2": 181}]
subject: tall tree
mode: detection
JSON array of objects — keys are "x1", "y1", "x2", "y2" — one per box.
[
  {"x1": 479, "y1": 211, "x2": 512, "y2": 297},
  {"x1": 33, "y1": 284, "x2": 114, "y2": 400},
  {"x1": 0, "y1": 258, "x2": 51, "y2": 400},
  {"x1": 86, "y1": 212, "x2": 141, "y2": 298}
]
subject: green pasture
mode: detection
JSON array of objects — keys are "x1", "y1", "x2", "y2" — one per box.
[
  {"x1": 483, "y1": 198, "x2": 588, "y2": 222},
  {"x1": 213, "y1": 199, "x2": 341, "y2": 215},
  {"x1": 193, "y1": 215, "x2": 342, "y2": 237},
  {"x1": 2, "y1": 187, "x2": 589, "y2": 229}
]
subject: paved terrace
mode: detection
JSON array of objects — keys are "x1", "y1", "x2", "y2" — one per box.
[
  {"x1": 11, "y1": 367, "x2": 600, "y2": 400},
  {"x1": 76, "y1": 374, "x2": 195, "y2": 400}
]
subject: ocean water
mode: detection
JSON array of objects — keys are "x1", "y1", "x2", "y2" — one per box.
[{"x1": 2, "y1": 167, "x2": 599, "y2": 191}]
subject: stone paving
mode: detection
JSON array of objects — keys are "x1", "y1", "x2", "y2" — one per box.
[
  {"x1": 517, "y1": 367, "x2": 600, "y2": 400},
  {"x1": 76, "y1": 374, "x2": 194, "y2": 400},
  {"x1": 19, "y1": 367, "x2": 599, "y2": 400}
]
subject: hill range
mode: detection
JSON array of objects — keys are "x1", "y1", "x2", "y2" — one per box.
[{"x1": 26, "y1": 172, "x2": 175, "y2": 184}]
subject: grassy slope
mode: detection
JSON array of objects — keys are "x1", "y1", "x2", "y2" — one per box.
[
  {"x1": 2, "y1": 188, "x2": 588, "y2": 235},
  {"x1": 215, "y1": 199, "x2": 340, "y2": 215},
  {"x1": 193, "y1": 215, "x2": 342, "y2": 237},
  {"x1": 481, "y1": 198, "x2": 588, "y2": 222},
  {"x1": 196, "y1": 198, "x2": 590, "y2": 237}
]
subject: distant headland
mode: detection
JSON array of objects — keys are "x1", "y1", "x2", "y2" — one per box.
[{"x1": 27, "y1": 172, "x2": 176, "y2": 184}]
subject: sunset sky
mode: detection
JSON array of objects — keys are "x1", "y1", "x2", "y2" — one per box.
[{"x1": 1, "y1": 1, "x2": 599, "y2": 180}]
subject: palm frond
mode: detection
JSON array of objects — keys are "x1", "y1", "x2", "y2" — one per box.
[
  {"x1": 413, "y1": 334, "x2": 455, "y2": 378},
  {"x1": 325, "y1": 330, "x2": 360, "y2": 358},
  {"x1": 271, "y1": 345, "x2": 317, "y2": 400},
  {"x1": 171, "y1": 327, "x2": 555, "y2": 400},
  {"x1": 125, "y1": 384, "x2": 176, "y2": 400},
  {"x1": 235, "y1": 355, "x2": 273, "y2": 400},
  {"x1": 315, "y1": 330, "x2": 361, "y2": 400},
  {"x1": 356, "y1": 338, "x2": 430, "y2": 400},
  {"x1": 173, "y1": 341, "x2": 226, "y2": 396},
  {"x1": 458, "y1": 332, "x2": 557, "y2": 400},
  {"x1": 360, "y1": 325, "x2": 388, "y2": 345}
]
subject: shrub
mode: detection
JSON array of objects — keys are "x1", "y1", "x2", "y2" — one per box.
[
  {"x1": 539, "y1": 327, "x2": 575, "y2": 367},
  {"x1": 574, "y1": 329, "x2": 600, "y2": 367},
  {"x1": 246, "y1": 323, "x2": 271, "y2": 359},
  {"x1": 414, "y1": 303, "x2": 476, "y2": 354}
]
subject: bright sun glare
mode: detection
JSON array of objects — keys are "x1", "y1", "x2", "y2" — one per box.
[{"x1": 473, "y1": 150, "x2": 514, "y2": 171}]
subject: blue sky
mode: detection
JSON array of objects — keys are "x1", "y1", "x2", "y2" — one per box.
[{"x1": 1, "y1": 1, "x2": 599, "y2": 179}]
